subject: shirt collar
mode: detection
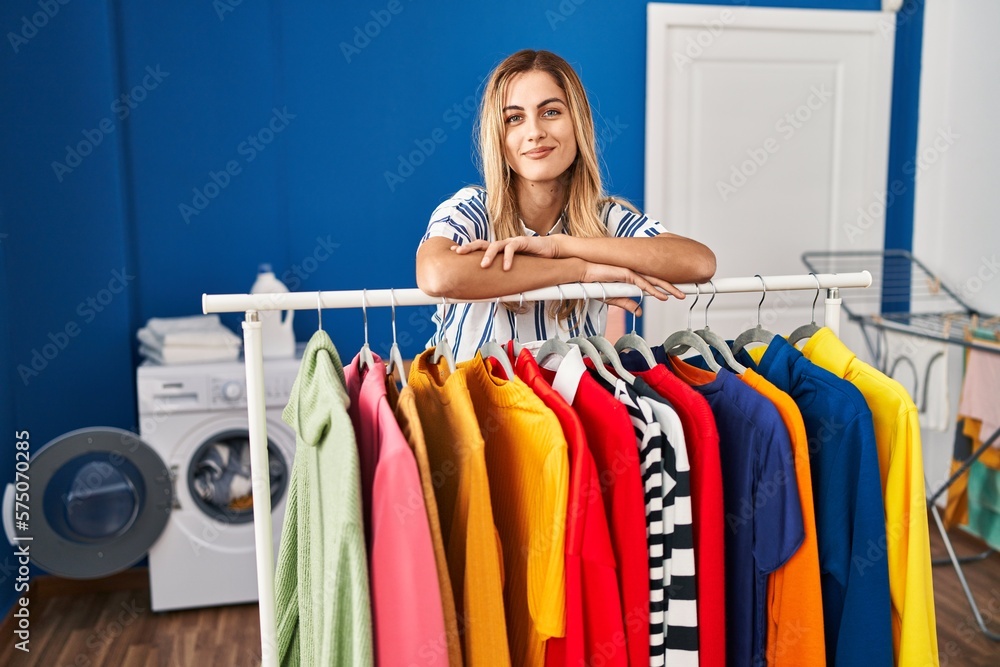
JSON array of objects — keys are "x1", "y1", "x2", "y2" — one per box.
[
  {"x1": 801, "y1": 326, "x2": 854, "y2": 379},
  {"x1": 520, "y1": 210, "x2": 567, "y2": 237}
]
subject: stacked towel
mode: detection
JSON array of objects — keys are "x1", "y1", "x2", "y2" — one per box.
[{"x1": 138, "y1": 315, "x2": 242, "y2": 364}]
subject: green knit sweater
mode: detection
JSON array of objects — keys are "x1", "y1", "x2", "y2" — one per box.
[{"x1": 275, "y1": 331, "x2": 373, "y2": 666}]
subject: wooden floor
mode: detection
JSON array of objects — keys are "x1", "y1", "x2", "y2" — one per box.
[{"x1": 2, "y1": 521, "x2": 997, "y2": 666}]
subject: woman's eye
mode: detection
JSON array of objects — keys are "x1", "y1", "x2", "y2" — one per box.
[
  {"x1": 505, "y1": 114, "x2": 522, "y2": 124},
  {"x1": 543, "y1": 109, "x2": 560, "y2": 117}
]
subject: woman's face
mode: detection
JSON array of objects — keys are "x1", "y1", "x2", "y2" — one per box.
[{"x1": 502, "y1": 70, "x2": 578, "y2": 186}]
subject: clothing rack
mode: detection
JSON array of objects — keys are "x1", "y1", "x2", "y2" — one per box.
[{"x1": 201, "y1": 271, "x2": 872, "y2": 666}]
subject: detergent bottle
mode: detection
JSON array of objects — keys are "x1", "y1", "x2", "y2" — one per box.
[{"x1": 250, "y1": 264, "x2": 295, "y2": 359}]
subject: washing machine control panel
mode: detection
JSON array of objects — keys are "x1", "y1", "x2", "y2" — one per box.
[{"x1": 138, "y1": 357, "x2": 301, "y2": 414}]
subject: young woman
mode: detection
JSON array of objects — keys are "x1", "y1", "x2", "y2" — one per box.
[{"x1": 416, "y1": 49, "x2": 716, "y2": 360}]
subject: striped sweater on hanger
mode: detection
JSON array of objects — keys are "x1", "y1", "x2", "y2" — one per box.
[
  {"x1": 639, "y1": 386, "x2": 699, "y2": 666},
  {"x1": 594, "y1": 374, "x2": 671, "y2": 666}
]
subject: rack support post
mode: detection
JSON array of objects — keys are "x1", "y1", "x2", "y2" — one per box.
[
  {"x1": 243, "y1": 311, "x2": 278, "y2": 667},
  {"x1": 825, "y1": 287, "x2": 842, "y2": 337}
]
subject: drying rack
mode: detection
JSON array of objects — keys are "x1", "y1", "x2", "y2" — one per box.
[
  {"x1": 202, "y1": 271, "x2": 872, "y2": 666},
  {"x1": 803, "y1": 250, "x2": 1000, "y2": 641}
]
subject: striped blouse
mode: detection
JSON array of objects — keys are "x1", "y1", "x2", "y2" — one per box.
[{"x1": 420, "y1": 187, "x2": 668, "y2": 361}]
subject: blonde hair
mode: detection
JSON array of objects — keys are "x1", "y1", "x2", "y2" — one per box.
[{"x1": 475, "y1": 49, "x2": 612, "y2": 324}]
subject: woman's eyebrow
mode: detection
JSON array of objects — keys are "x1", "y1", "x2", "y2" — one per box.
[
  {"x1": 502, "y1": 97, "x2": 567, "y2": 113},
  {"x1": 535, "y1": 97, "x2": 566, "y2": 108}
]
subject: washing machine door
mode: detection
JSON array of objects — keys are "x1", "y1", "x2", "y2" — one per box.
[{"x1": 3, "y1": 427, "x2": 172, "y2": 579}]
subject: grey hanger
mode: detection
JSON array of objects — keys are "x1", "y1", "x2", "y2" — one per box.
[
  {"x1": 430, "y1": 296, "x2": 457, "y2": 374},
  {"x1": 358, "y1": 289, "x2": 377, "y2": 372},
  {"x1": 385, "y1": 289, "x2": 408, "y2": 388},
  {"x1": 479, "y1": 296, "x2": 516, "y2": 380},
  {"x1": 731, "y1": 275, "x2": 776, "y2": 356},
  {"x1": 613, "y1": 292, "x2": 658, "y2": 368},
  {"x1": 536, "y1": 285, "x2": 574, "y2": 364},
  {"x1": 661, "y1": 283, "x2": 723, "y2": 373},
  {"x1": 567, "y1": 283, "x2": 621, "y2": 386},
  {"x1": 510, "y1": 293, "x2": 525, "y2": 357},
  {"x1": 586, "y1": 282, "x2": 638, "y2": 384},
  {"x1": 695, "y1": 280, "x2": 747, "y2": 374},
  {"x1": 316, "y1": 291, "x2": 324, "y2": 332},
  {"x1": 788, "y1": 273, "x2": 824, "y2": 347}
]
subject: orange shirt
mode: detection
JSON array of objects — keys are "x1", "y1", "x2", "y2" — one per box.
[
  {"x1": 739, "y1": 369, "x2": 826, "y2": 667},
  {"x1": 409, "y1": 351, "x2": 511, "y2": 666}
]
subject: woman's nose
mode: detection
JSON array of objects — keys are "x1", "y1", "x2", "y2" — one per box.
[{"x1": 525, "y1": 116, "x2": 546, "y2": 141}]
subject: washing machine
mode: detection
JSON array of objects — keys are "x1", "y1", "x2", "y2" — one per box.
[{"x1": 137, "y1": 356, "x2": 300, "y2": 612}]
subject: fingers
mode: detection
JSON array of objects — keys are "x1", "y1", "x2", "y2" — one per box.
[
  {"x1": 503, "y1": 241, "x2": 521, "y2": 270},
  {"x1": 643, "y1": 275, "x2": 685, "y2": 300},
  {"x1": 603, "y1": 297, "x2": 642, "y2": 315},
  {"x1": 482, "y1": 240, "x2": 507, "y2": 268},
  {"x1": 452, "y1": 240, "x2": 489, "y2": 254}
]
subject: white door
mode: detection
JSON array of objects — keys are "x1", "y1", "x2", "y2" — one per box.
[{"x1": 643, "y1": 3, "x2": 896, "y2": 352}]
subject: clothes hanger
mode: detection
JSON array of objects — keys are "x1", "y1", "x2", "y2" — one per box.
[
  {"x1": 358, "y1": 288, "x2": 377, "y2": 372},
  {"x1": 385, "y1": 289, "x2": 408, "y2": 388},
  {"x1": 511, "y1": 293, "x2": 524, "y2": 356},
  {"x1": 787, "y1": 273, "x2": 824, "y2": 347},
  {"x1": 661, "y1": 283, "x2": 723, "y2": 373},
  {"x1": 479, "y1": 296, "x2": 516, "y2": 379},
  {"x1": 566, "y1": 283, "x2": 621, "y2": 386},
  {"x1": 586, "y1": 283, "x2": 638, "y2": 384},
  {"x1": 536, "y1": 285, "x2": 574, "y2": 363},
  {"x1": 695, "y1": 280, "x2": 747, "y2": 374},
  {"x1": 316, "y1": 291, "x2": 324, "y2": 332},
  {"x1": 430, "y1": 296, "x2": 457, "y2": 374},
  {"x1": 613, "y1": 292, "x2": 658, "y2": 367},
  {"x1": 731, "y1": 274, "x2": 777, "y2": 356}
]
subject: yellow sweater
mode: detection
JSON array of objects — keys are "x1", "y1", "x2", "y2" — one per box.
[
  {"x1": 459, "y1": 354, "x2": 569, "y2": 667},
  {"x1": 409, "y1": 350, "x2": 510, "y2": 667},
  {"x1": 802, "y1": 328, "x2": 938, "y2": 667}
]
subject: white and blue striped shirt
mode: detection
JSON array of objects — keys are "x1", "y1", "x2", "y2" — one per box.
[{"x1": 420, "y1": 187, "x2": 668, "y2": 361}]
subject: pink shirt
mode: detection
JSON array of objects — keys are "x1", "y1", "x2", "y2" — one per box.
[{"x1": 345, "y1": 352, "x2": 447, "y2": 667}]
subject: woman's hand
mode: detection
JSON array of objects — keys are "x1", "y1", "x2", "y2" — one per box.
[
  {"x1": 452, "y1": 236, "x2": 562, "y2": 270},
  {"x1": 582, "y1": 261, "x2": 685, "y2": 312}
]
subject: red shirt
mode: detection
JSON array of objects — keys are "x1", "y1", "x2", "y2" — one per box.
[
  {"x1": 537, "y1": 359, "x2": 650, "y2": 667},
  {"x1": 632, "y1": 364, "x2": 727, "y2": 667},
  {"x1": 511, "y1": 349, "x2": 628, "y2": 667}
]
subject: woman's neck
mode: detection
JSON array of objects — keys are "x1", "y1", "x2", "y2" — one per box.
[{"x1": 515, "y1": 178, "x2": 567, "y2": 235}]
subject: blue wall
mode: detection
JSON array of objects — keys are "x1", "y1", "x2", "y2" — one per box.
[{"x1": 1, "y1": 0, "x2": 917, "y2": 615}]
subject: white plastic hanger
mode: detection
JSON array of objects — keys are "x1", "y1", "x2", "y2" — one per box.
[
  {"x1": 316, "y1": 291, "x2": 324, "y2": 331},
  {"x1": 586, "y1": 283, "x2": 638, "y2": 384},
  {"x1": 431, "y1": 296, "x2": 457, "y2": 374},
  {"x1": 385, "y1": 289, "x2": 408, "y2": 388},
  {"x1": 536, "y1": 285, "x2": 574, "y2": 363},
  {"x1": 613, "y1": 292, "x2": 658, "y2": 367},
  {"x1": 358, "y1": 289, "x2": 377, "y2": 372},
  {"x1": 566, "y1": 283, "x2": 621, "y2": 386},
  {"x1": 731, "y1": 275, "x2": 776, "y2": 356},
  {"x1": 661, "y1": 283, "x2": 723, "y2": 373},
  {"x1": 479, "y1": 296, "x2": 516, "y2": 380},
  {"x1": 695, "y1": 280, "x2": 747, "y2": 374},
  {"x1": 787, "y1": 273, "x2": 824, "y2": 347}
]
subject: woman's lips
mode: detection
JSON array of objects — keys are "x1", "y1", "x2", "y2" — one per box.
[{"x1": 523, "y1": 147, "x2": 554, "y2": 159}]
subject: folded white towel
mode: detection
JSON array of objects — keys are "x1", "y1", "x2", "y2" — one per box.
[
  {"x1": 140, "y1": 343, "x2": 242, "y2": 365},
  {"x1": 139, "y1": 315, "x2": 242, "y2": 349}
]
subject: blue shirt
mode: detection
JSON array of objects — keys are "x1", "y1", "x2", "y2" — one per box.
[
  {"x1": 751, "y1": 336, "x2": 892, "y2": 667},
  {"x1": 666, "y1": 364, "x2": 803, "y2": 667}
]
